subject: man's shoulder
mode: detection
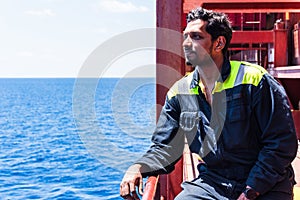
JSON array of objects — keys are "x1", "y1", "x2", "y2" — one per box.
[
  {"x1": 240, "y1": 61, "x2": 267, "y2": 74},
  {"x1": 230, "y1": 60, "x2": 267, "y2": 73},
  {"x1": 167, "y1": 71, "x2": 196, "y2": 100},
  {"x1": 230, "y1": 60, "x2": 268, "y2": 87}
]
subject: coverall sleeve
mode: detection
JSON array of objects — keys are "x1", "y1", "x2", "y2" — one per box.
[
  {"x1": 246, "y1": 74, "x2": 298, "y2": 194},
  {"x1": 135, "y1": 94, "x2": 185, "y2": 177}
]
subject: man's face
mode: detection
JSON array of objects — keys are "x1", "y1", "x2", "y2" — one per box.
[{"x1": 183, "y1": 19, "x2": 213, "y2": 67}]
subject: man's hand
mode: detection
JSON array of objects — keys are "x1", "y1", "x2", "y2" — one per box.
[
  {"x1": 237, "y1": 186, "x2": 259, "y2": 200},
  {"x1": 237, "y1": 192, "x2": 249, "y2": 200},
  {"x1": 120, "y1": 164, "x2": 144, "y2": 200}
]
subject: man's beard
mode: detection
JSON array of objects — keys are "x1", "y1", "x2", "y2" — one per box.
[
  {"x1": 184, "y1": 52, "x2": 197, "y2": 68},
  {"x1": 186, "y1": 61, "x2": 193, "y2": 67},
  {"x1": 185, "y1": 46, "x2": 213, "y2": 68},
  {"x1": 185, "y1": 55, "x2": 211, "y2": 68}
]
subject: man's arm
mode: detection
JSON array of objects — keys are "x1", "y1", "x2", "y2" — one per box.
[
  {"x1": 135, "y1": 94, "x2": 185, "y2": 177},
  {"x1": 246, "y1": 74, "x2": 298, "y2": 195},
  {"x1": 120, "y1": 90, "x2": 185, "y2": 198}
]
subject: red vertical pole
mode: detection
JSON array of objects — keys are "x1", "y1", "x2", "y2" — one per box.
[
  {"x1": 156, "y1": 0, "x2": 185, "y2": 108},
  {"x1": 274, "y1": 22, "x2": 288, "y2": 67},
  {"x1": 156, "y1": 0, "x2": 184, "y2": 199}
]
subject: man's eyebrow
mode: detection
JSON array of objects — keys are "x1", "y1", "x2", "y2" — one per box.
[{"x1": 183, "y1": 31, "x2": 203, "y2": 35}]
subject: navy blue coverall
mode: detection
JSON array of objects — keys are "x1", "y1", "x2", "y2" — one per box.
[{"x1": 136, "y1": 59, "x2": 298, "y2": 199}]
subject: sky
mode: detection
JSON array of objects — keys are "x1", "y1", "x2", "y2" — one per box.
[{"x1": 0, "y1": 0, "x2": 156, "y2": 77}]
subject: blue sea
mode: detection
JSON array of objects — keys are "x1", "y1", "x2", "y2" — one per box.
[{"x1": 0, "y1": 78, "x2": 156, "y2": 200}]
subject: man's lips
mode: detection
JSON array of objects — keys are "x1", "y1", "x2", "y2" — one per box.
[{"x1": 184, "y1": 50, "x2": 195, "y2": 56}]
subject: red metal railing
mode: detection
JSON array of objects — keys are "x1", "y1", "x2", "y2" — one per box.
[{"x1": 142, "y1": 176, "x2": 159, "y2": 200}]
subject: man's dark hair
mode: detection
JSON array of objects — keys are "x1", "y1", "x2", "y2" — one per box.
[{"x1": 187, "y1": 7, "x2": 232, "y2": 55}]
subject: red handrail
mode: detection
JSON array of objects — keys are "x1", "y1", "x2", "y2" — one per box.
[{"x1": 142, "y1": 175, "x2": 159, "y2": 200}]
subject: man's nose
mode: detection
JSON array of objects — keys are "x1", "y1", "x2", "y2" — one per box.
[{"x1": 183, "y1": 35, "x2": 192, "y2": 48}]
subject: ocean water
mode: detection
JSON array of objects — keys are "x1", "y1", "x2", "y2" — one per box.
[{"x1": 0, "y1": 78, "x2": 156, "y2": 200}]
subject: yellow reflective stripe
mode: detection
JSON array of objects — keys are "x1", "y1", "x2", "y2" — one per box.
[
  {"x1": 167, "y1": 72, "x2": 198, "y2": 99},
  {"x1": 241, "y1": 61, "x2": 267, "y2": 86},
  {"x1": 186, "y1": 72, "x2": 199, "y2": 95},
  {"x1": 167, "y1": 61, "x2": 267, "y2": 99},
  {"x1": 167, "y1": 82, "x2": 179, "y2": 100},
  {"x1": 213, "y1": 60, "x2": 241, "y2": 93},
  {"x1": 214, "y1": 61, "x2": 267, "y2": 93},
  {"x1": 189, "y1": 86, "x2": 199, "y2": 95},
  {"x1": 198, "y1": 82, "x2": 205, "y2": 95}
]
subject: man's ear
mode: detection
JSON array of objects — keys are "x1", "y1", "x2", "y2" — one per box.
[{"x1": 214, "y1": 36, "x2": 226, "y2": 52}]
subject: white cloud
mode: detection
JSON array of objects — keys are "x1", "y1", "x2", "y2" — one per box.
[
  {"x1": 0, "y1": 57, "x2": 8, "y2": 61},
  {"x1": 98, "y1": 0, "x2": 149, "y2": 13},
  {"x1": 24, "y1": 9, "x2": 56, "y2": 16},
  {"x1": 93, "y1": 27, "x2": 108, "y2": 33},
  {"x1": 17, "y1": 51, "x2": 34, "y2": 57}
]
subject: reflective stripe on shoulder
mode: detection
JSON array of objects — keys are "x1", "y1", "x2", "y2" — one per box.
[
  {"x1": 167, "y1": 82, "x2": 179, "y2": 100},
  {"x1": 240, "y1": 61, "x2": 267, "y2": 86},
  {"x1": 214, "y1": 61, "x2": 267, "y2": 93},
  {"x1": 167, "y1": 72, "x2": 198, "y2": 100}
]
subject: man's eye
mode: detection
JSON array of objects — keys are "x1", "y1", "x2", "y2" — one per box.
[
  {"x1": 191, "y1": 33, "x2": 202, "y2": 40},
  {"x1": 183, "y1": 33, "x2": 202, "y2": 40}
]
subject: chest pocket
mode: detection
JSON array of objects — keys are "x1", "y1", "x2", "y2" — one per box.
[
  {"x1": 223, "y1": 92, "x2": 253, "y2": 150},
  {"x1": 226, "y1": 93, "x2": 249, "y2": 123}
]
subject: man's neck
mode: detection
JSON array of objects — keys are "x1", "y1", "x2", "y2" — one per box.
[
  {"x1": 196, "y1": 63, "x2": 222, "y2": 84},
  {"x1": 195, "y1": 56, "x2": 224, "y2": 92}
]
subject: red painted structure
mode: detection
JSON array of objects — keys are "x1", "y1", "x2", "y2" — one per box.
[{"x1": 143, "y1": 1, "x2": 300, "y2": 199}]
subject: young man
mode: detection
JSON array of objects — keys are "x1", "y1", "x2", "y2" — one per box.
[{"x1": 120, "y1": 7, "x2": 297, "y2": 200}]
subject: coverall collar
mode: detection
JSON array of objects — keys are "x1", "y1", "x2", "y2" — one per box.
[{"x1": 190, "y1": 57, "x2": 231, "y2": 89}]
